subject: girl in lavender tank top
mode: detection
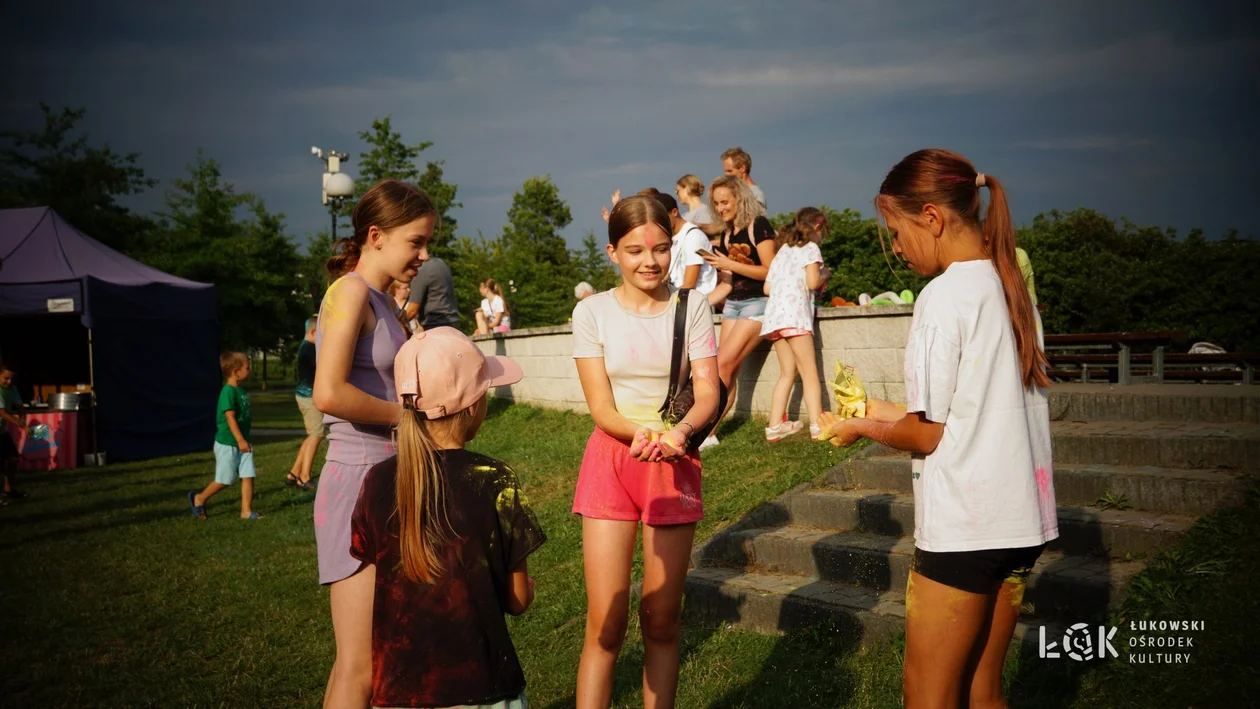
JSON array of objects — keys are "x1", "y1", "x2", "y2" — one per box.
[{"x1": 310, "y1": 180, "x2": 436, "y2": 706}]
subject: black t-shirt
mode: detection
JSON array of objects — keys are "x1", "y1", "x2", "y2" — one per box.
[
  {"x1": 719, "y1": 216, "x2": 775, "y2": 301},
  {"x1": 295, "y1": 340, "x2": 316, "y2": 395},
  {"x1": 350, "y1": 450, "x2": 546, "y2": 708}
]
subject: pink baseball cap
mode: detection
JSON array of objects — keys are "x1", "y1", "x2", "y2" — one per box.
[{"x1": 394, "y1": 327, "x2": 523, "y2": 419}]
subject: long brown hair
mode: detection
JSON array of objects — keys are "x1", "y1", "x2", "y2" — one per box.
[
  {"x1": 876, "y1": 149, "x2": 1049, "y2": 390},
  {"x1": 774, "y1": 223, "x2": 810, "y2": 249},
  {"x1": 394, "y1": 400, "x2": 478, "y2": 584},
  {"x1": 607, "y1": 194, "x2": 671, "y2": 247},
  {"x1": 708, "y1": 175, "x2": 765, "y2": 233},
  {"x1": 326, "y1": 180, "x2": 435, "y2": 279}
]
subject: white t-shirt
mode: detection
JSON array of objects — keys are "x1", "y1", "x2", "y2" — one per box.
[
  {"x1": 749, "y1": 183, "x2": 766, "y2": 209},
  {"x1": 685, "y1": 203, "x2": 715, "y2": 225},
  {"x1": 760, "y1": 242, "x2": 823, "y2": 335},
  {"x1": 480, "y1": 295, "x2": 510, "y2": 329},
  {"x1": 669, "y1": 222, "x2": 718, "y2": 295},
  {"x1": 572, "y1": 288, "x2": 718, "y2": 431},
  {"x1": 904, "y1": 260, "x2": 1058, "y2": 553}
]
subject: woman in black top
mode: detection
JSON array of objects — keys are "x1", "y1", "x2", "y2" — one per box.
[{"x1": 699, "y1": 175, "x2": 777, "y2": 448}]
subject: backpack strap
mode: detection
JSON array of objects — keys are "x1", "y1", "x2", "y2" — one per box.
[{"x1": 660, "y1": 289, "x2": 690, "y2": 413}]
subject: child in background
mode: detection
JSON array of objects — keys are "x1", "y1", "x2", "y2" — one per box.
[
  {"x1": 760, "y1": 223, "x2": 825, "y2": 441},
  {"x1": 0, "y1": 364, "x2": 29, "y2": 503},
  {"x1": 820, "y1": 150, "x2": 1057, "y2": 708},
  {"x1": 187, "y1": 352, "x2": 260, "y2": 520},
  {"x1": 286, "y1": 316, "x2": 322, "y2": 491},
  {"x1": 340, "y1": 327, "x2": 543, "y2": 709},
  {"x1": 474, "y1": 279, "x2": 512, "y2": 334},
  {"x1": 794, "y1": 207, "x2": 832, "y2": 303}
]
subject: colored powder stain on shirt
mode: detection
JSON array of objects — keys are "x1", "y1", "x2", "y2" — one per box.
[{"x1": 1035, "y1": 467, "x2": 1051, "y2": 495}]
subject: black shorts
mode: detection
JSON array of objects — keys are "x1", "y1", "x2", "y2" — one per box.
[
  {"x1": 0, "y1": 431, "x2": 17, "y2": 461},
  {"x1": 911, "y1": 544, "x2": 1046, "y2": 595}
]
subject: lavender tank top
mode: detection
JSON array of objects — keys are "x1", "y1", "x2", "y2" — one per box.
[{"x1": 315, "y1": 272, "x2": 407, "y2": 466}]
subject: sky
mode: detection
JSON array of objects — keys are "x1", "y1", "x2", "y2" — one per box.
[{"x1": 6, "y1": 0, "x2": 1259, "y2": 249}]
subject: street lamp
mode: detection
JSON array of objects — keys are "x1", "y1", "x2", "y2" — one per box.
[{"x1": 312, "y1": 146, "x2": 355, "y2": 241}]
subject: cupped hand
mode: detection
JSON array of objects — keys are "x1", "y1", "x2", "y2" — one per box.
[
  {"x1": 816, "y1": 412, "x2": 861, "y2": 447},
  {"x1": 657, "y1": 429, "x2": 689, "y2": 459}
]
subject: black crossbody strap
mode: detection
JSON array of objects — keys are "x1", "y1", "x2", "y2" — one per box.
[{"x1": 661, "y1": 289, "x2": 690, "y2": 411}]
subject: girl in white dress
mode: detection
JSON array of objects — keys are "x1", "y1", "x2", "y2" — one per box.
[{"x1": 759, "y1": 222, "x2": 825, "y2": 441}]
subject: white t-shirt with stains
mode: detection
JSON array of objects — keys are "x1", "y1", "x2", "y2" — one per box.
[
  {"x1": 905, "y1": 260, "x2": 1059, "y2": 552},
  {"x1": 572, "y1": 288, "x2": 717, "y2": 431}
]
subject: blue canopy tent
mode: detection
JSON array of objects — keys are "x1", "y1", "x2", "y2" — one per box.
[{"x1": 0, "y1": 207, "x2": 219, "y2": 462}]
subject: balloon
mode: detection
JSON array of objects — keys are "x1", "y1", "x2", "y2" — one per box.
[
  {"x1": 28, "y1": 423, "x2": 50, "y2": 441},
  {"x1": 858, "y1": 293, "x2": 872, "y2": 306},
  {"x1": 874, "y1": 291, "x2": 904, "y2": 304},
  {"x1": 900, "y1": 289, "x2": 915, "y2": 304}
]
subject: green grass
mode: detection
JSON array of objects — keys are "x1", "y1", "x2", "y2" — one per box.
[
  {"x1": 249, "y1": 389, "x2": 307, "y2": 430},
  {"x1": 2, "y1": 403, "x2": 1255, "y2": 707}
]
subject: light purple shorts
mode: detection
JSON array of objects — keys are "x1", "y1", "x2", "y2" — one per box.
[{"x1": 313, "y1": 459, "x2": 374, "y2": 584}]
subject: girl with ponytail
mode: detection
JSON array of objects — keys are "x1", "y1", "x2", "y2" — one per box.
[
  {"x1": 341, "y1": 327, "x2": 544, "y2": 709},
  {"x1": 818, "y1": 149, "x2": 1057, "y2": 708},
  {"x1": 312, "y1": 179, "x2": 436, "y2": 705}
]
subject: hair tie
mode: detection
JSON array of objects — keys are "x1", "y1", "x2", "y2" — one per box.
[{"x1": 975, "y1": 173, "x2": 986, "y2": 188}]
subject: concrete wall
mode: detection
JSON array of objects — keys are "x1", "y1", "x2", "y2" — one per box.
[{"x1": 474, "y1": 305, "x2": 914, "y2": 421}]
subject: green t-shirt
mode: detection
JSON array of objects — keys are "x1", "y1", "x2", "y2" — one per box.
[{"x1": 215, "y1": 384, "x2": 252, "y2": 447}]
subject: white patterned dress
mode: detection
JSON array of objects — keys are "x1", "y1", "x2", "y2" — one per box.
[{"x1": 760, "y1": 242, "x2": 824, "y2": 338}]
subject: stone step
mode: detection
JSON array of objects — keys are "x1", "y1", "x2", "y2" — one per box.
[
  {"x1": 696, "y1": 527, "x2": 1141, "y2": 621},
  {"x1": 685, "y1": 567, "x2": 1058, "y2": 647},
  {"x1": 829, "y1": 455, "x2": 1247, "y2": 515},
  {"x1": 778, "y1": 489, "x2": 1192, "y2": 558},
  {"x1": 1049, "y1": 420, "x2": 1260, "y2": 470},
  {"x1": 1049, "y1": 384, "x2": 1260, "y2": 424}
]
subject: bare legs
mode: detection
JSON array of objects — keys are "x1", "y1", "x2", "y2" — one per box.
[
  {"x1": 576, "y1": 518, "x2": 696, "y2": 709},
  {"x1": 289, "y1": 434, "x2": 322, "y2": 485},
  {"x1": 714, "y1": 318, "x2": 765, "y2": 428},
  {"x1": 193, "y1": 478, "x2": 258, "y2": 519},
  {"x1": 474, "y1": 310, "x2": 490, "y2": 335},
  {"x1": 323, "y1": 567, "x2": 375, "y2": 708},
  {"x1": 903, "y1": 570, "x2": 1024, "y2": 709}
]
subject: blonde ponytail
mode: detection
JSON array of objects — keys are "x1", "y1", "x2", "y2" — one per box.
[{"x1": 395, "y1": 405, "x2": 458, "y2": 584}]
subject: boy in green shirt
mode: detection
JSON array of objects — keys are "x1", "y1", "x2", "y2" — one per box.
[{"x1": 187, "y1": 352, "x2": 260, "y2": 520}]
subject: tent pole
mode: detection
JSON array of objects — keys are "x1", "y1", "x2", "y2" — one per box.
[{"x1": 88, "y1": 327, "x2": 99, "y2": 465}]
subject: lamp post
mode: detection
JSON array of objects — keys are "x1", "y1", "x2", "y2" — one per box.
[{"x1": 312, "y1": 146, "x2": 355, "y2": 242}]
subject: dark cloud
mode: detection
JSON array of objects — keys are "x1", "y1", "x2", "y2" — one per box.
[{"x1": 6, "y1": 0, "x2": 1258, "y2": 245}]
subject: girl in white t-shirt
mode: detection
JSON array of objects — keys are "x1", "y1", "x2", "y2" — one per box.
[
  {"x1": 759, "y1": 222, "x2": 824, "y2": 442},
  {"x1": 570, "y1": 195, "x2": 719, "y2": 708},
  {"x1": 819, "y1": 149, "x2": 1057, "y2": 709},
  {"x1": 474, "y1": 279, "x2": 511, "y2": 334}
]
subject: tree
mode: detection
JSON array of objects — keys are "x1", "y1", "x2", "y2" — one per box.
[
  {"x1": 354, "y1": 116, "x2": 430, "y2": 189},
  {"x1": 0, "y1": 104, "x2": 157, "y2": 255},
  {"x1": 494, "y1": 176, "x2": 580, "y2": 328},
  {"x1": 349, "y1": 116, "x2": 461, "y2": 252},
  {"x1": 156, "y1": 152, "x2": 304, "y2": 352},
  {"x1": 575, "y1": 231, "x2": 619, "y2": 292},
  {"x1": 419, "y1": 159, "x2": 461, "y2": 253}
]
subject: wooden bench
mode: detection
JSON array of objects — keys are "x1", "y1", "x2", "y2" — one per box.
[
  {"x1": 1045, "y1": 332, "x2": 1180, "y2": 385},
  {"x1": 1046, "y1": 334, "x2": 1257, "y2": 385}
]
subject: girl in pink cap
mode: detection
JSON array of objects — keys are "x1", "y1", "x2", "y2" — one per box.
[
  {"x1": 338, "y1": 327, "x2": 544, "y2": 709},
  {"x1": 571, "y1": 195, "x2": 720, "y2": 709},
  {"x1": 312, "y1": 180, "x2": 433, "y2": 705}
]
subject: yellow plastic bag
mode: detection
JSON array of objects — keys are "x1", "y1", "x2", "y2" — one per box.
[{"x1": 831, "y1": 360, "x2": 867, "y2": 420}]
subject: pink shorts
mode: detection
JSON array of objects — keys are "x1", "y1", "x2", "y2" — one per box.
[
  {"x1": 765, "y1": 327, "x2": 811, "y2": 342},
  {"x1": 573, "y1": 428, "x2": 704, "y2": 525}
]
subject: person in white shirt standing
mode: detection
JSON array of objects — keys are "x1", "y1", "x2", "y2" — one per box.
[
  {"x1": 651, "y1": 193, "x2": 717, "y2": 296},
  {"x1": 818, "y1": 149, "x2": 1057, "y2": 709}
]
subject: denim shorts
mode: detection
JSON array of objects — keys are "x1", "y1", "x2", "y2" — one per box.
[{"x1": 721, "y1": 297, "x2": 768, "y2": 320}]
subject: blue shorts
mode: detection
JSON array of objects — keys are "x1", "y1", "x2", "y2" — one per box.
[
  {"x1": 213, "y1": 441, "x2": 257, "y2": 485},
  {"x1": 722, "y1": 297, "x2": 768, "y2": 320}
]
